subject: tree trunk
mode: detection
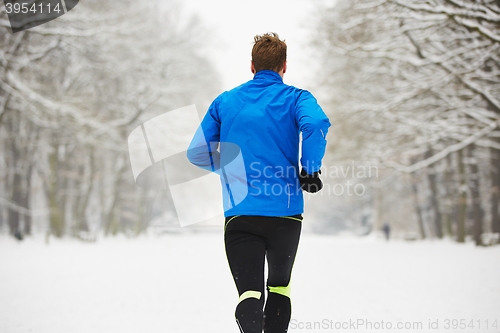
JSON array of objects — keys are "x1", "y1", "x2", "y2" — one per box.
[
  {"x1": 456, "y1": 149, "x2": 467, "y2": 243},
  {"x1": 104, "y1": 155, "x2": 126, "y2": 236},
  {"x1": 468, "y1": 145, "x2": 483, "y2": 246},
  {"x1": 425, "y1": 148, "x2": 443, "y2": 238},
  {"x1": 442, "y1": 154, "x2": 454, "y2": 237},
  {"x1": 8, "y1": 172, "x2": 22, "y2": 239},
  {"x1": 72, "y1": 147, "x2": 95, "y2": 236},
  {"x1": 491, "y1": 145, "x2": 500, "y2": 234},
  {"x1": 411, "y1": 173, "x2": 426, "y2": 239},
  {"x1": 374, "y1": 188, "x2": 382, "y2": 232},
  {"x1": 6, "y1": 118, "x2": 30, "y2": 240},
  {"x1": 47, "y1": 146, "x2": 65, "y2": 237},
  {"x1": 21, "y1": 165, "x2": 32, "y2": 236}
]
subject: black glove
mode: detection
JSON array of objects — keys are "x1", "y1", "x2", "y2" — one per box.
[{"x1": 299, "y1": 168, "x2": 323, "y2": 193}]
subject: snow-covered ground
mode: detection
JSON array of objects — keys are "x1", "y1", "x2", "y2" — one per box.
[{"x1": 1, "y1": 231, "x2": 499, "y2": 333}]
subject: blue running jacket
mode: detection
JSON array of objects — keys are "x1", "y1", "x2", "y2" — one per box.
[{"x1": 187, "y1": 70, "x2": 331, "y2": 217}]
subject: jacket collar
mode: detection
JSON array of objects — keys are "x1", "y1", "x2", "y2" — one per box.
[{"x1": 253, "y1": 70, "x2": 283, "y2": 83}]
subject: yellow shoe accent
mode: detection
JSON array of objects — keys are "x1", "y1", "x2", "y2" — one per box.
[
  {"x1": 238, "y1": 290, "x2": 262, "y2": 303},
  {"x1": 268, "y1": 284, "x2": 291, "y2": 298}
]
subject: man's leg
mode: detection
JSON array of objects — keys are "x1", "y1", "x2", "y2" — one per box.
[
  {"x1": 264, "y1": 216, "x2": 302, "y2": 333},
  {"x1": 224, "y1": 216, "x2": 267, "y2": 333}
]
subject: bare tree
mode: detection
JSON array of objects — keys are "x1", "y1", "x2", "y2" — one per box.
[
  {"x1": 311, "y1": 0, "x2": 499, "y2": 244},
  {"x1": 0, "y1": 0, "x2": 221, "y2": 239}
]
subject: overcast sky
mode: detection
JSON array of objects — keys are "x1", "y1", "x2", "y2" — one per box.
[{"x1": 179, "y1": 0, "x2": 324, "y2": 91}]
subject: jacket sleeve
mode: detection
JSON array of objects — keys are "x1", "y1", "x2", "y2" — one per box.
[
  {"x1": 296, "y1": 90, "x2": 331, "y2": 174},
  {"x1": 186, "y1": 97, "x2": 221, "y2": 172}
]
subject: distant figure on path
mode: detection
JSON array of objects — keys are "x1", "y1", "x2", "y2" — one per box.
[{"x1": 382, "y1": 222, "x2": 391, "y2": 241}]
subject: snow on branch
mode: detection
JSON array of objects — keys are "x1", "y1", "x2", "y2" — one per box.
[
  {"x1": 384, "y1": 117, "x2": 500, "y2": 174},
  {"x1": 0, "y1": 197, "x2": 49, "y2": 216},
  {"x1": 3, "y1": 73, "x2": 123, "y2": 141},
  {"x1": 391, "y1": 0, "x2": 500, "y2": 23},
  {"x1": 453, "y1": 16, "x2": 500, "y2": 42}
]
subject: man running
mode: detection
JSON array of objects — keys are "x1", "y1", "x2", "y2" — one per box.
[{"x1": 187, "y1": 32, "x2": 330, "y2": 333}]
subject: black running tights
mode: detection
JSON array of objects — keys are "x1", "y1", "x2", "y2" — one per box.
[{"x1": 224, "y1": 215, "x2": 302, "y2": 333}]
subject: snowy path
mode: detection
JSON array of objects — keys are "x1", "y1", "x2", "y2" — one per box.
[{"x1": 1, "y1": 232, "x2": 499, "y2": 333}]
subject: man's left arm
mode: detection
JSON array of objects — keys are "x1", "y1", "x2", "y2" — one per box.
[
  {"x1": 296, "y1": 91, "x2": 331, "y2": 173},
  {"x1": 296, "y1": 91, "x2": 330, "y2": 193}
]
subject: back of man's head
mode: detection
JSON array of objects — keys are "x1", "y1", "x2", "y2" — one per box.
[{"x1": 251, "y1": 33, "x2": 287, "y2": 73}]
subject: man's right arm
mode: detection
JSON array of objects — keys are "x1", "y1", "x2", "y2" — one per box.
[{"x1": 186, "y1": 98, "x2": 221, "y2": 172}]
